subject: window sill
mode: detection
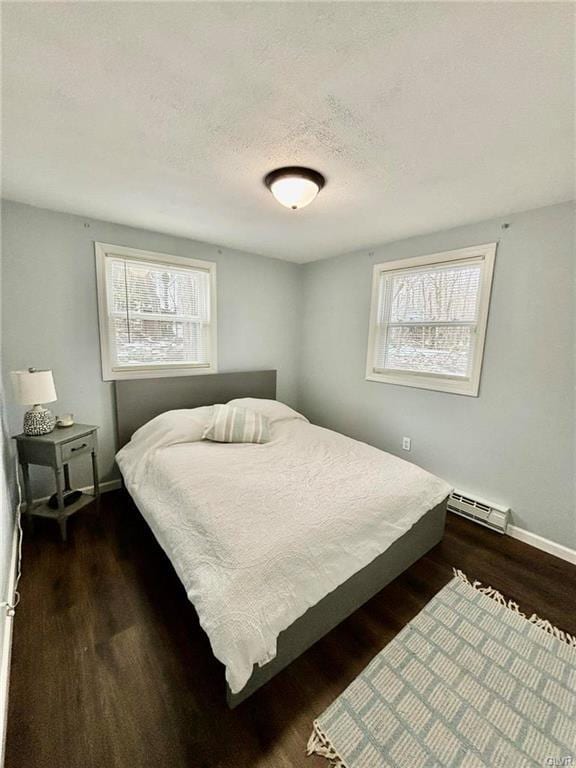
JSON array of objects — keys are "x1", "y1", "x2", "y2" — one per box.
[
  {"x1": 365, "y1": 371, "x2": 479, "y2": 396},
  {"x1": 102, "y1": 364, "x2": 218, "y2": 382}
]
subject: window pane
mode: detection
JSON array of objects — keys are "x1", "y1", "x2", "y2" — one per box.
[
  {"x1": 106, "y1": 256, "x2": 211, "y2": 368},
  {"x1": 125, "y1": 261, "x2": 209, "y2": 320},
  {"x1": 377, "y1": 325, "x2": 474, "y2": 377},
  {"x1": 112, "y1": 318, "x2": 209, "y2": 366},
  {"x1": 110, "y1": 260, "x2": 128, "y2": 313},
  {"x1": 386, "y1": 263, "x2": 481, "y2": 323}
]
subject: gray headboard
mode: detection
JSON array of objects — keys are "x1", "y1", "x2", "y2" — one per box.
[{"x1": 114, "y1": 370, "x2": 277, "y2": 448}]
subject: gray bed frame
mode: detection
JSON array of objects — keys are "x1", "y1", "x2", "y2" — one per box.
[{"x1": 114, "y1": 370, "x2": 447, "y2": 708}]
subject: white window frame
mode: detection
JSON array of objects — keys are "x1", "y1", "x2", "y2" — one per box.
[
  {"x1": 365, "y1": 243, "x2": 496, "y2": 396},
  {"x1": 95, "y1": 242, "x2": 218, "y2": 381}
]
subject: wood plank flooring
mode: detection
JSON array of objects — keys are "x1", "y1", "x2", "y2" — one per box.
[{"x1": 5, "y1": 490, "x2": 576, "y2": 768}]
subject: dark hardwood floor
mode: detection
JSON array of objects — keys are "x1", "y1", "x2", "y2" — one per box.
[{"x1": 5, "y1": 490, "x2": 576, "y2": 768}]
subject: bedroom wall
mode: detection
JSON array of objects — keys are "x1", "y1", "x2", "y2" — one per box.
[
  {"x1": 2, "y1": 199, "x2": 574, "y2": 550},
  {"x1": 298, "y1": 201, "x2": 575, "y2": 549},
  {"x1": 1, "y1": 200, "x2": 302, "y2": 497},
  {"x1": 0, "y1": 241, "x2": 17, "y2": 761}
]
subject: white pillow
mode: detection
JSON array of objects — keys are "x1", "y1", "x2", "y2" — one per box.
[
  {"x1": 125, "y1": 407, "x2": 213, "y2": 453},
  {"x1": 203, "y1": 404, "x2": 270, "y2": 444},
  {"x1": 116, "y1": 406, "x2": 214, "y2": 490},
  {"x1": 226, "y1": 398, "x2": 308, "y2": 425}
]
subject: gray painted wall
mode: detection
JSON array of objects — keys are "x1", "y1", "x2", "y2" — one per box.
[
  {"x1": 2, "y1": 200, "x2": 302, "y2": 496},
  {"x1": 2, "y1": 199, "x2": 574, "y2": 549},
  {"x1": 299, "y1": 202, "x2": 575, "y2": 548},
  {"x1": 0, "y1": 236, "x2": 17, "y2": 741},
  {"x1": 0, "y1": 394, "x2": 14, "y2": 616},
  {"x1": 0, "y1": 231, "x2": 17, "y2": 676}
]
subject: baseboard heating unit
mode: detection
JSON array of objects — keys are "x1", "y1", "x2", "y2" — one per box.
[{"x1": 447, "y1": 490, "x2": 510, "y2": 533}]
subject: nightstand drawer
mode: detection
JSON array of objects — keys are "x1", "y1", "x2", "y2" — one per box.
[{"x1": 60, "y1": 434, "x2": 95, "y2": 463}]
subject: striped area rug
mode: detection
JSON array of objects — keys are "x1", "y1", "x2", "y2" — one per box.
[{"x1": 308, "y1": 571, "x2": 576, "y2": 767}]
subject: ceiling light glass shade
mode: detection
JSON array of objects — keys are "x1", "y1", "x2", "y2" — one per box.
[
  {"x1": 264, "y1": 167, "x2": 325, "y2": 210},
  {"x1": 270, "y1": 176, "x2": 319, "y2": 209}
]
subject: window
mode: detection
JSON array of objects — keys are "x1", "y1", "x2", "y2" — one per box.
[
  {"x1": 366, "y1": 243, "x2": 496, "y2": 396},
  {"x1": 95, "y1": 243, "x2": 217, "y2": 380}
]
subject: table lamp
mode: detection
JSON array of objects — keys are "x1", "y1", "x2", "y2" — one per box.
[{"x1": 11, "y1": 368, "x2": 57, "y2": 435}]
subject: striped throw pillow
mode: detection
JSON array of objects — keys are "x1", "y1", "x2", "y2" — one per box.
[{"x1": 202, "y1": 404, "x2": 270, "y2": 444}]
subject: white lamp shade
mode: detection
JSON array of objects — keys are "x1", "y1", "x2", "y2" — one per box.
[
  {"x1": 269, "y1": 176, "x2": 320, "y2": 210},
  {"x1": 11, "y1": 369, "x2": 57, "y2": 405}
]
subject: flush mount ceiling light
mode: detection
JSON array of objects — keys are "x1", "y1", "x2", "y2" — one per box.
[{"x1": 264, "y1": 166, "x2": 326, "y2": 210}]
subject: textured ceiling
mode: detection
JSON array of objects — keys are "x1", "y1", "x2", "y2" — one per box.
[{"x1": 2, "y1": 2, "x2": 574, "y2": 263}]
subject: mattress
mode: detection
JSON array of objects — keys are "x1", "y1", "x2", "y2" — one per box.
[{"x1": 116, "y1": 402, "x2": 451, "y2": 694}]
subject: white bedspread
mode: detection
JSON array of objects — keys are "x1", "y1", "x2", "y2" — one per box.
[{"x1": 117, "y1": 406, "x2": 451, "y2": 694}]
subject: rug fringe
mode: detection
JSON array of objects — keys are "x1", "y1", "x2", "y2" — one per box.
[
  {"x1": 453, "y1": 569, "x2": 576, "y2": 647},
  {"x1": 307, "y1": 720, "x2": 348, "y2": 767}
]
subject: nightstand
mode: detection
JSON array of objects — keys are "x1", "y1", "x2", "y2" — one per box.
[{"x1": 13, "y1": 424, "x2": 100, "y2": 541}]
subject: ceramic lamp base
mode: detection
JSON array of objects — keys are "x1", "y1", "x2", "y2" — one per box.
[{"x1": 23, "y1": 405, "x2": 56, "y2": 436}]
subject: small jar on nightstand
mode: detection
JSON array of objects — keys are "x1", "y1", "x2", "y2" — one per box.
[{"x1": 13, "y1": 424, "x2": 100, "y2": 542}]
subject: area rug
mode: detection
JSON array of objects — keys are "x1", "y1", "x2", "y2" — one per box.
[{"x1": 307, "y1": 571, "x2": 576, "y2": 767}]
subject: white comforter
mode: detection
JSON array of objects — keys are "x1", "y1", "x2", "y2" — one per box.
[{"x1": 116, "y1": 401, "x2": 451, "y2": 694}]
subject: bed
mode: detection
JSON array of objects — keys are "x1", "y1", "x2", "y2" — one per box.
[{"x1": 114, "y1": 370, "x2": 450, "y2": 707}]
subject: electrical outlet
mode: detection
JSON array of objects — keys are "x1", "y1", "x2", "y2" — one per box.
[{"x1": 402, "y1": 437, "x2": 411, "y2": 451}]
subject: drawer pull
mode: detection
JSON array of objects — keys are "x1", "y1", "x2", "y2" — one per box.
[{"x1": 70, "y1": 443, "x2": 87, "y2": 452}]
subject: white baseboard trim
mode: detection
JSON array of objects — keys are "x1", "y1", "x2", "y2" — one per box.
[
  {"x1": 507, "y1": 524, "x2": 576, "y2": 566},
  {"x1": 26, "y1": 478, "x2": 122, "y2": 509},
  {"x1": 80, "y1": 478, "x2": 122, "y2": 496},
  {"x1": 0, "y1": 521, "x2": 20, "y2": 767},
  {"x1": 449, "y1": 508, "x2": 576, "y2": 566}
]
